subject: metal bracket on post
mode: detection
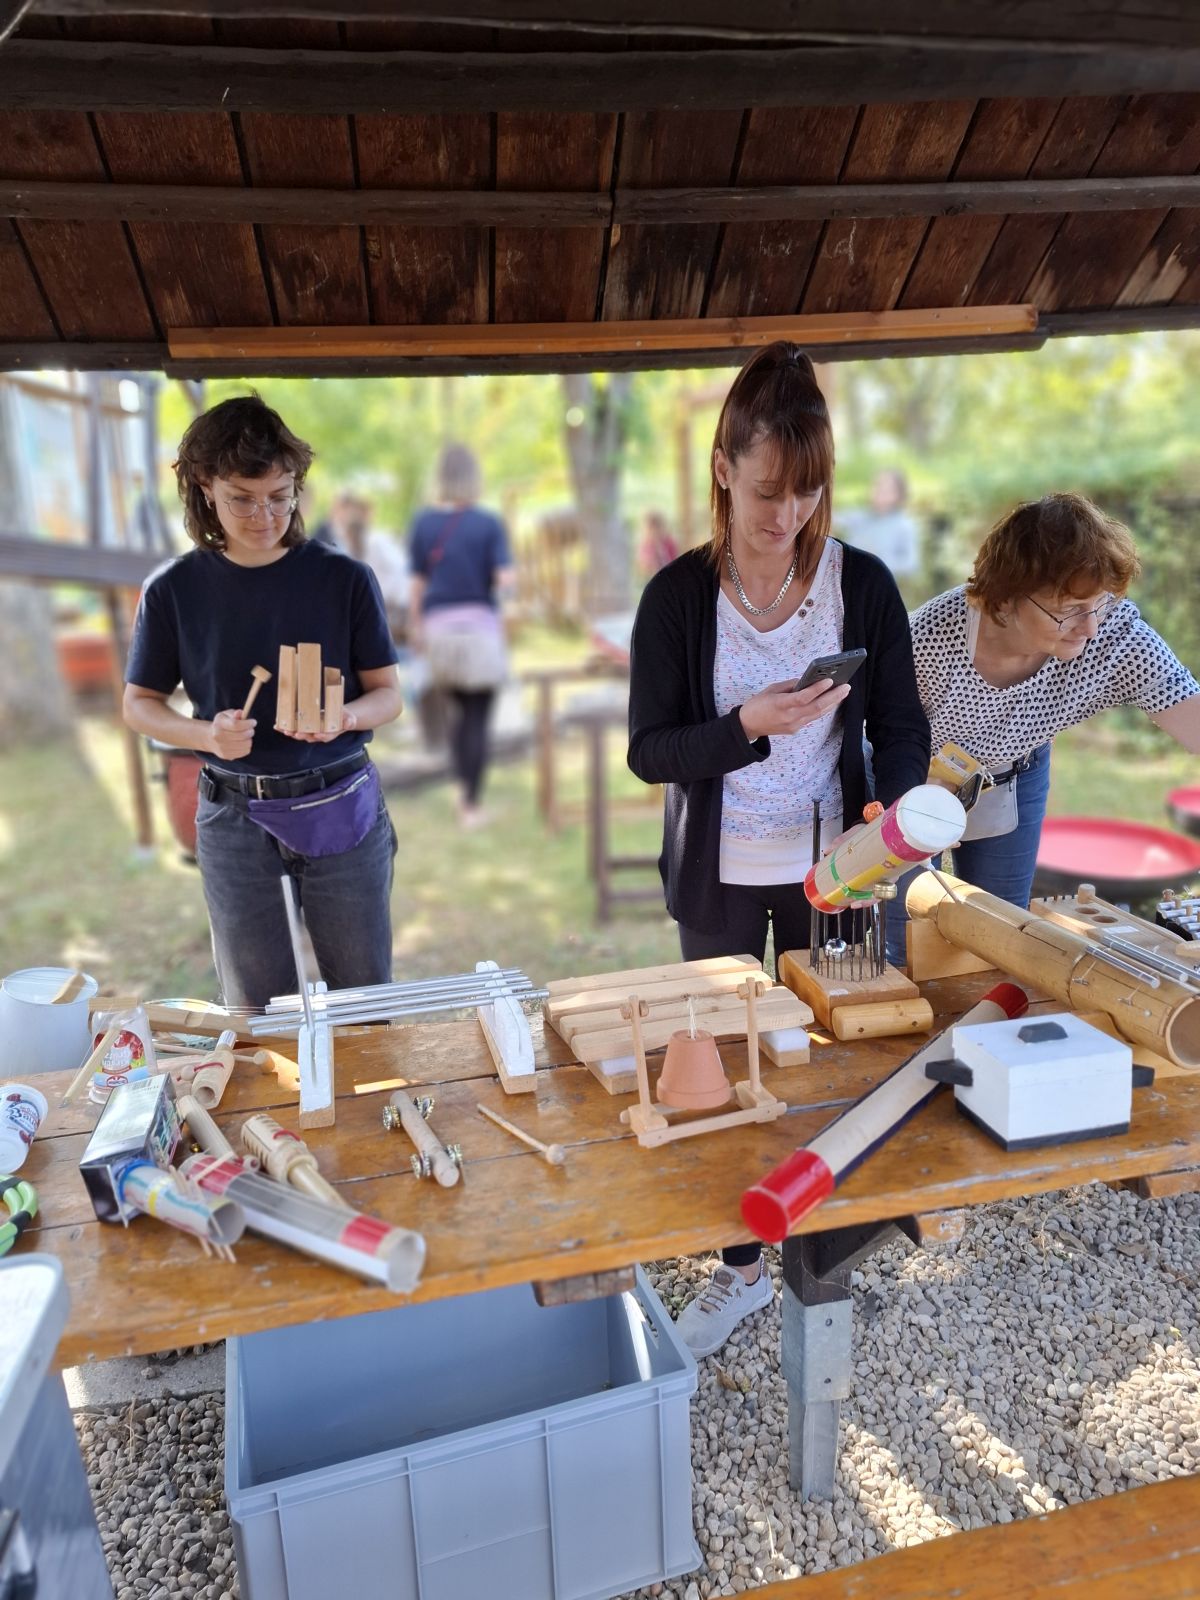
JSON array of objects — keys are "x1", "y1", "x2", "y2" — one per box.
[{"x1": 780, "y1": 1219, "x2": 918, "y2": 1499}]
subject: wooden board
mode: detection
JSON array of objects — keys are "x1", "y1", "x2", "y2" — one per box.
[
  {"x1": 779, "y1": 950, "x2": 918, "y2": 1030},
  {"x1": 544, "y1": 954, "x2": 762, "y2": 1021},
  {"x1": 566, "y1": 985, "x2": 812, "y2": 1066},
  {"x1": 275, "y1": 644, "x2": 296, "y2": 733},
  {"x1": 295, "y1": 641, "x2": 323, "y2": 734},
  {"x1": 749, "y1": 1476, "x2": 1200, "y2": 1599}
]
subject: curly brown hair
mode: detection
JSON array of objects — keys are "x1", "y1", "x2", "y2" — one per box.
[
  {"x1": 967, "y1": 493, "x2": 1141, "y2": 623},
  {"x1": 708, "y1": 342, "x2": 835, "y2": 581},
  {"x1": 173, "y1": 394, "x2": 314, "y2": 552}
]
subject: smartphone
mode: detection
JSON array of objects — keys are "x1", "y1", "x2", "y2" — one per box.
[{"x1": 791, "y1": 648, "x2": 867, "y2": 694}]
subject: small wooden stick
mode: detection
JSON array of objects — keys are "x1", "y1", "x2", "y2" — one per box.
[
  {"x1": 241, "y1": 664, "x2": 272, "y2": 716},
  {"x1": 739, "y1": 976, "x2": 767, "y2": 1093},
  {"x1": 50, "y1": 970, "x2": 87, "y2": 1003},
  {"x1": 60, "y1": 1026, "x2": 120, "y2": 1107},
  {"x1": 477, "y1": 1103, "x2": 565, "y2": 1166},
  {"x1": 621, "y1": 996, "x2": 652, "y2": 1112}
]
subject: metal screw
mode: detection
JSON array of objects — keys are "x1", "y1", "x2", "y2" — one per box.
[
  {"x1": 415, "y1": 1096, "x2": 434, "y2": 1118},
  {"x1": 410, "y1": 1152, "x2": 433, "y2": 1179},
  {"x1": 381, "y1": 1103, "x2": 400, "y2": 1131},
  {"x1": 447, "y1": 1144, "x2": 463, "y2": 1168}
]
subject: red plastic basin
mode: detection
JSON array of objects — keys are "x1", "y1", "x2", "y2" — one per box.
[
  {"x1": 1034, "y1": 816, "x2": 1200, "y2": 900},
  {"x1": 1167, "y1": 785, "x2": 1200, "y2": 839}
]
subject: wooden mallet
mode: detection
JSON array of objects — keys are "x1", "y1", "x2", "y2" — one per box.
[
  {"x1": 241, "y1": 665, "x2": 272, "y2": 717},
  {"x1": 477, "y1": 1102, "x2": 566, "y2": 1166}
]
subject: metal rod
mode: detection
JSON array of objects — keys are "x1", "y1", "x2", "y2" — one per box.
[
  {"x1": 249, "y1": 986, "x2": 550, "y2": 1035},
  {"x1": 1092, "y1": 931, "x2": 1200, "y2": 989},
  {"x1": 279, "y1": 875, "x2": 315, "y2": 1033},
  {"x1": 265, "y1": 968, "x2": 535, "y2": 1009}
]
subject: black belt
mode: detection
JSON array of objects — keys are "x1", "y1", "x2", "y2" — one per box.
[
  {"x1": 990, "y1": 750, "x2": 1040, "y2": 786},
  {"x1": 202, "y1": 748, "x2": 368, "y2": 801}
]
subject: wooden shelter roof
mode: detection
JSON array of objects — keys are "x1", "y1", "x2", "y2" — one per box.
[{"x1": 3, "y1": 4, "x2": 1200, "y2": 375}]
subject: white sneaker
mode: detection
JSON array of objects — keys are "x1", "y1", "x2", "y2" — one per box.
[{"x1": 675, "y1": 1264, "x2": 774, "y2": 1358}]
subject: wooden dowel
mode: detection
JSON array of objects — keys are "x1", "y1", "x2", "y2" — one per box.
[
  {"x1": 50, "y1": 970, "x2": 87, "y2": 1003},
  {"x1": 177, "y1": 1093, "x2": 236, "y2": 1159},
  {"x1": 386, "y1": 1090, "x2": 460, "y2": 1186},
  {"x1": 60, "y1": 1026, "x2": 119, "y2": 1107},
  {"x1": 477, "y1": 1103, "x2": 566, "y2": 1166}
]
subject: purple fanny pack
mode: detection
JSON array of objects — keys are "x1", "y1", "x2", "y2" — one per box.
[{"x1": 247, "y1": 764, "x2": 380, "y2": 858}]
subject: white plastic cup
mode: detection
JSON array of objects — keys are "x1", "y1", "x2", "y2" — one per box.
[{"x1": 0, "y1": 1082, "x2": 49, "y2": 1172}]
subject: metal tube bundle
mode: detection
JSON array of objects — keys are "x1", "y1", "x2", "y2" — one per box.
[
  {"x1": 741, "y1": 982, "x2": 1029, "y2": 1243},
  {"x1": 247, "y1": 969, "x2": 548, "y2": 1034},
  {"x1": 180, "y1": 1152, "x2": 426, "y2": 1293},
  {"x1": 907, "y1": 868, "x2": 1200, "y2": 1069}
]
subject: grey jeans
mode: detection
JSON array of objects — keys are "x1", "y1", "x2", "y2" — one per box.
[{"x1": 194, "y1": 781, "x2": 398, "y2": 1010}]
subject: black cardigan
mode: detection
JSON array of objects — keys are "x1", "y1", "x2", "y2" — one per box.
[{"x1": 627, "y1": 542, "x2": 930, "y2": 934}]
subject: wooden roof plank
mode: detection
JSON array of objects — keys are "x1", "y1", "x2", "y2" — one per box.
[
  {"x1": 238, "y1": 109, "x2": 371, "y2": 326},
  {"x1": 802, "y1": 99, "x2": 976, "y2": 314},
  {"x1": 8, "y1": 40, "x2": 1200, "y2": 115},
  {"x1": 969, "y1": 95, "x2": 1127, "y2": 307},
  {"x1": 1116, "y1": 206, "x2": 1200, "y2": 306},
  {"x1": 0, "y1": 219, "x2": 56, "y2": 339},
  {"x1": 706, "y1": 105, "x2": 859, "y2": 318},
  {"x1": 1026, "y1": 93, "x2": 1200, "y2": 311},
  {"x1": 356, "y1": 111, "x2": 490, "y2": 326},
  {"x1": 0, "y1": 110, "x2": 156, "y2": 338},
  {"x1": 92, "y1": 109, "x2": 274, "y2": 328},
  {"x1": 495, "y1": 111, "x2": 616, "y2": 323},
  {"x1": 601, "y1": 108, "x2": 742, "y2": 321},
  {"x1": 898, "y1": 96, "x2": 1061, "y2": 310},
  {"x1": 29, "y1": 3, "x2": 1200, "y2": 52}
]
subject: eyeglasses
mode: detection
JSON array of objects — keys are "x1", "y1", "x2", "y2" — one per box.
[
  {"x1": 1025, "y1": 594, "x2": 1118, "y2": 632},
  {"x1": 219, "y1": 494, "x2": 298, "y2": 520}
]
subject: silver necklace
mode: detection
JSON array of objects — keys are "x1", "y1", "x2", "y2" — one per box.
[{"x1": 726, "y1": 544, "x2": 798, "y2": 616}]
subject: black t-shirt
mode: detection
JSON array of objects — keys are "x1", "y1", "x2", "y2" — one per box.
[{"x1": 126, "y1": 539, "x2": 399, "y2": 776}]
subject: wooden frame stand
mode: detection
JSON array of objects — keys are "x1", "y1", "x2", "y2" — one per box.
[
  {"x1": 297, "y1": 983, "x2": 335, "y2": 1130},
  {"x1": 476, "y1": 958, "x2": 537, "y2": 1094},
  {"x1": 619, "y1": 978, "x2": 786, "y2": 1149}
]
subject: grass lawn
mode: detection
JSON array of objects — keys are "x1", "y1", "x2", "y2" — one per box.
[{"x1": 0, "y1": 700, "x2": 1193, "y2": 1001}]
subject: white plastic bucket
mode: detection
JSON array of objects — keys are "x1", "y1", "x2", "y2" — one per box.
[{"x1": 0, "y1": 968, "x2": 99, "y2": 1077}]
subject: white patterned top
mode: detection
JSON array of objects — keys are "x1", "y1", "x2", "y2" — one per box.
[
  {"x1": 911, "y1": 585, "x2": 1199, "y2": 773},
  {"x1": 715, "y1": 538, "x2": 845, "y2": 884}
]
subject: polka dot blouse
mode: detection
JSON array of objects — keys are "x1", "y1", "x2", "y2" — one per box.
[{"x1": 911, "y1": 585, "x2": 1199, "y2": 773}]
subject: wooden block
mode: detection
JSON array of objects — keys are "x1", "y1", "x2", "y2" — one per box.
[
  {"x1": 547, "y1": 968, "x2": 766, "y2": 1029},
  {"x1": 905, "y1": 918, "x2": 993, "y2": 983},
  {"x1": 556, "y1": 986, "x2": 771, "y2": 1043},
  {"x1": 533, "y1": 1265, "x2": 637, "y2": 1306},
  {"x1": 276, "y1": 644, "x2": 297, "y2": 733},
  {"x1": 569, "y1": 987, "x2": 812, "y2": 1065},
  {"x1": 296, "y1": 643, "x2": 323, "y2": 734},
  {"x1": 760, "y1": 1027, "x2": 811, "y2": 1068},
  {"x1": 323, "y1": 667, "x2": 343, "y2": 734},
  {"x1": 831, "y1": 998, "x2": 935, "y2": 1041},
  {"x1": 912, "y1": 1208, "x2": 969, "y2": 1245},
  {"x1": 544, "y1": 954, "x2": 761, "y2": 1005},
  {"x1": 778, "y1": 950, "x2": 918, "y2": 1030},
  {"x1": 1119, "y1": 1167, "x2": 1200, "y2": 1199}
]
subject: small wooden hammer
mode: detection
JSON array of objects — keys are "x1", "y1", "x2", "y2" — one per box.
[{"x1": 241, "y1": 664, "x2": 272, "y2": 716}]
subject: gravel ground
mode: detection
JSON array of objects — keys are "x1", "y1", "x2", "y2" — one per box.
[{"x1": 76, "y1": 1183, "x2": 1199, "y2": 1600}]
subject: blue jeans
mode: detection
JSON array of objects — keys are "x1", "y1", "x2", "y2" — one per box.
[
  {"x1": 195, "y1": 779, "x2": 398, "y2": 1010},
  {"x1": 886, "y1": 743, "x2": 1052, "y2": 967}
]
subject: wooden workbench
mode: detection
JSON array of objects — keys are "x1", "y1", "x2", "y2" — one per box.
[{"x1": 23, "y1": 973, "x2": 1200, "y2": 1370}]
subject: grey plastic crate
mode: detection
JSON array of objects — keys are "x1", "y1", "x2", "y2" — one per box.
[
  {"x1": 0, "y1": 1255, "x2": 114, "y2": 1600},
  {"x1": 226, "y1": 1267, "x2": 699, "y2": 1600}
]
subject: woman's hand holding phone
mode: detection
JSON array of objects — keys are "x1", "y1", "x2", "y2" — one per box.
[{"x1": 739, "y1": 677, "x2": 850, "y2": 739}]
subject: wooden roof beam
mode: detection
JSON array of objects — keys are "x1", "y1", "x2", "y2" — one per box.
[
  {"x1": 27, "y1": 1, "x2": 1200, "y2": 52},
  {"x1": 165, "y1": 307, "x2": 1038, "y2": 362},
  {"x1": 3, "y1": 39, "x2": 1200, "y2": 113},
  {"x1": 5, "y1": 175, "x2": 1200, "y2": 227}
]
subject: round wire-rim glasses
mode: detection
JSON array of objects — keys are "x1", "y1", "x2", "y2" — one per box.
[
  {"x1": 1025, "y1": 593, "x2": 1118, "y2": 632},
  {"x1": 220, "y1": 493, "x2": 299, "y2": 520}
]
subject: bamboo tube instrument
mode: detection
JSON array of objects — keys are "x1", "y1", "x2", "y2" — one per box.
[{"x1": 906, "y1": 869, "x2": 1200, "y2": 1069}]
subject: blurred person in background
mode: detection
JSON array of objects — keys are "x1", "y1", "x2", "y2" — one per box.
[
  {"x1": 838, "y1": 467, "x2": 922, "y2": 608},
  {"x1": 408, "y1": 444, "x2": 514, "y2": 830},
  {"x1": 637, "y1": 508, "x2": 680, "y2": 578}
]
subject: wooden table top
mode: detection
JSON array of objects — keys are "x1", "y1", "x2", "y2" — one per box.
[{"x1": 22, "y1": 973, "x2": 1200, "y2": 1368}]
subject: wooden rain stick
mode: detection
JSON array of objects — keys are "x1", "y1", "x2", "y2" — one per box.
[
  {"x1": 477, "y1": 1104, "x2": 565, "y2": 1166},
  {"x1": 241, "y1": 664, "x2": 272, "y2": 717},
  {"x1": 295, "y1": 643, "x2": 323, "y2": 733},
  {"x1": 276, "y1": 645, "x2": 297, "y2": 732},
  {"x1": 323, "y1": 667, "x2": 343, "y2": 734}
]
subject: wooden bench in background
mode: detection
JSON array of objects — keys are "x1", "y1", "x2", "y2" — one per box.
[{"x1": 750, "y1": 1476, "x2": 1200, "y2": 1598}]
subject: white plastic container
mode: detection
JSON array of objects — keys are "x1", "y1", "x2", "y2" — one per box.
[
  {"x1": 0, "y1": 966, "x2": 98, "y2": 1076},
  {"x1": 0, "y1": 1082, "x2": 48, "y2": 1172}
]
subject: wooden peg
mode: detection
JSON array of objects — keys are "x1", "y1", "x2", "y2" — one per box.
[
  {"x1": 477, "y1": 1103, "x2": 566, "y2": 1166},
  {"x1": 620, "y1": 996, "x2": 652, "y2": 1109},
  {"x1": 738, "y1": 976, "x2": 767, "y2": 1093},
  {"x1": 50, "y1": 970, "x2": 87, "y2": 1003},
  {"x1": 60, "y1": 1026, "x2": 120, "y2": 1107},
  {"x1": 241, "y1": 664, "x2": 272, "y2": 717}
]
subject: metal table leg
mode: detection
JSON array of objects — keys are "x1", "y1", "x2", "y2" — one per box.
[{"x1": 781, "y1": 1220, "x2": 918, "y2": 1498}]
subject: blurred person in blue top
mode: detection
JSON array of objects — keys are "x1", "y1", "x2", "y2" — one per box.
[
  {"x1": 408, "y1": 443, "x2": 515, "y2": 830},
  {"x1": 123, "y1": 395, "x2": 403, "y2": 1011}
]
